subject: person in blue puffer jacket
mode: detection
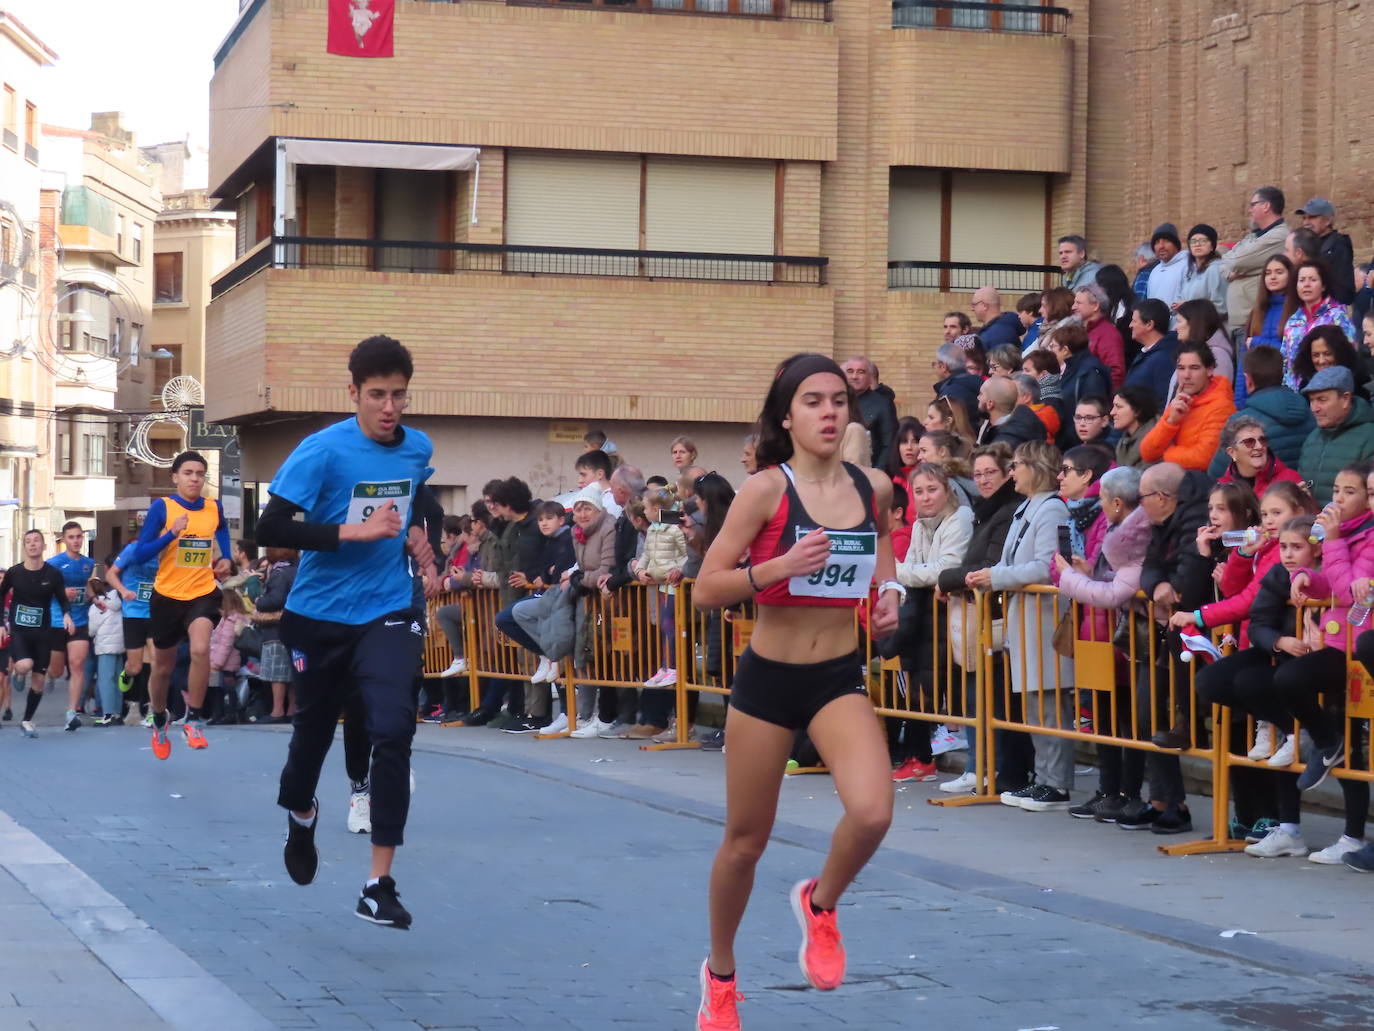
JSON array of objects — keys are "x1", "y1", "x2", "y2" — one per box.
[{"x1": 1235, "y1": 254, "x2": 1299, "y2": 408}]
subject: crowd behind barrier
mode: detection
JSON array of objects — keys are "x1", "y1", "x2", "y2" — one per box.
[{"x1": 414, "y1": 579, "x2": 1374, "y2": 858}]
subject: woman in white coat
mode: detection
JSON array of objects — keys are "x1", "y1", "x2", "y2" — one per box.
[
  {"x1": 889, "y1": 463, "x2": 974, "y2": 782},
  {"x1": 965, "y1": 440, "x2": 1073, "y2": 812}
]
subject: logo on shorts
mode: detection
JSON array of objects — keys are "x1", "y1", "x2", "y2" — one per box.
[
  {"x1": 409, "y1": 621, "x2": 422, "y2": 636},
  {"x1": 292, "y1": 650, "x2": 308, "y2": 673}
]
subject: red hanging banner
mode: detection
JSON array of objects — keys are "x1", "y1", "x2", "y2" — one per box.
[{"x1": 327, "y1": 0, "x2": 395, "y2": 58}]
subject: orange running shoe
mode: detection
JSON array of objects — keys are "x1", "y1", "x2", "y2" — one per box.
[
  {"x1": 790, "y1": 878, "x2": 845, "y2": 990},
  {"x1": 151, "y1": 725, "x2": 172, "y2": 760},
  {"x1": 183, "y1": 719, "x2": 209, "y2": 750},
  {"x1": 697, "y1": 959, "x2": 743, "y2": 1030}
]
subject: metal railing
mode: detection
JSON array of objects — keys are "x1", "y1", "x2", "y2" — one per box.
[
  {"x1": 507, "y1": 0, "x2": 832, "y2": 21},
  {"x1": 892, "y1": 0, "x2": 1071, "y2": 33},
  {"x1": 888, "y1": 259, "x2": 1061, "y2": 293},
  {"x1": 210, "y1": 236, "x2": 827, "y2": 297}
]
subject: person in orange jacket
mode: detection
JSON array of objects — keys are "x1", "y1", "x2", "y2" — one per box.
[{"x1": 1139, "y1": 340, "x2": 1237, "y2": 470}]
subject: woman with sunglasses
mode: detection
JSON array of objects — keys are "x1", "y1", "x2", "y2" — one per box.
[
  {"x1": 1215, "y1": 414, "x2": 1302, "y2": 497},
  {"x1": 692, "y1": 354, "x2": 899, "y2": 1030}
]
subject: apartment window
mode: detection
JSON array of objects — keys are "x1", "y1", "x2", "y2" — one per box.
[
  {"x1": 58, "y1": 431, "x2": 73, "y2": 475},
  {"x1": 894, "y1": 0, "x2": 1050, "y2": 32},
  {"x1": 1, "y1": 85, "x2": 15, "y2": 151},
  {"x1": 112, "y1": 317, "x2": 124, "y2": 358},
  {"x1": 131, "y1": 221, "x2": 143, "y2": 263},
  {"x1": 154, "y1": 252, "x2": 183, "y2": 302},
  {"x1": 23, "y1": 101, "x2": 36, "y2": 161},
  {"x1": 130, "y1": 323, "x2": 143, "y2": 366},
  {"x1": 888, "y1": 168, "x2": 1049, "y2": 290},
  {"x1": 235, "y1": 185, "x2": 260, "y2": 258},
  {"x1": 59, "y1": 287, "x2": 113, "y2": 354},
  {"x1": 116, "y1": 214, "x2": 126, "y2": 255},
  {"x1": 83, "y1": 433, "x2": 107, "y2": 476}
]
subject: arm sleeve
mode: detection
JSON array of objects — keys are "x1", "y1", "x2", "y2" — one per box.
[
  {"x1": 255, "y1": 494, "x2": 342, "y2": 552},
  {"x1": 1218, "y1": 548, "x2": 1255, "y2": 596},
  {"x1": 215, "y1": 500, "x2": 232, "y2": 561},
  {"x1": 1201, "y1": 552, "x2": 1275, "y2": 627},
  {"x1": 1138, "y1": 415, "x2": 1178, "y2": 464},
  {"x1": 413, "y1": 482, "x2": 444, "y2": 562},
  {"x1": 125, "y1": 499, "x2": 177, "y2": 566},
  {"x1": 1056, "y1": 562, "x2": 1143, "y2": 610}
]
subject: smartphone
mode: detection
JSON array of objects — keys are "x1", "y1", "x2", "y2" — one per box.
[{"x1": 1057, "y1": 525, "x2": 1073, "y2": 560}]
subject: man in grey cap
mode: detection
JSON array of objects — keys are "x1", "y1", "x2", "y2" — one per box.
[
  {"x1": 1297, "y1": 198, "x2": 1355, "y2": 305},
  {"x1": 1298, "y1": 366, "x2": 1374, "y2": 505}
]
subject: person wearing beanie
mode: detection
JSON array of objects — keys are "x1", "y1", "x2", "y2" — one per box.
[
  {"x1": 1176, "y1": 223, "x2": 1228, "y2": 321},
  {"x1": 1146, "y1": 222, "x2": 1188, "y2": 311}
]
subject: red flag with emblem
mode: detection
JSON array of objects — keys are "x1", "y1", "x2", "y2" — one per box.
[{"x1": 327, "y1": 0, "x2": 394, "y2": 58}]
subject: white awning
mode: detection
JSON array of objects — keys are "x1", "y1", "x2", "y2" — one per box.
[
  {"x1": 277, "y1": 139, "x2": 482, "y2": 229},
  {"x1": 282, "y1": 139, "x2": 479, "y2": 173}
]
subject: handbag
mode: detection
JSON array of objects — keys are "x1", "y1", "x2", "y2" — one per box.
[
  {"x1": 1051, "y1": 607, "x2": 1077, "y2": 658},
  {"x1": 233, "y1": 622, "x2": 264, "y2": 658}
]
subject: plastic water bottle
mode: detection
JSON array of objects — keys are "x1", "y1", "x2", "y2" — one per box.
[
  {"x1": 1221, "y1": 527, "x2": 1260, "y2": 549},
  {"x1": 1350, "y1": 585, "x2": 1374, "y2": 627},
  {"x1": 1310, "y1": 523, "x2": 1327, "y2": 543}
]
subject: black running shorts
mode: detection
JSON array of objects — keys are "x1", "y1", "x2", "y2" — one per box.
[
  {"x1": 9, "y1": 629, "x2": 52, "y2": 675},
  {"x1": 728, "y1": 648, "x2": 869, "y2": 731},
  {"x1": 47, "y1": 624, "x2": 91, "y2": 652},
  {"x1": 149, "y1": 589, "x2": 222, "y2": 650},
  {"x1": 122, "y1": 616, "x2": 151, "y2": 652}
]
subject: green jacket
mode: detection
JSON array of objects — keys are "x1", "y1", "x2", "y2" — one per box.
[{"x1": 1298, "y1": 396, "x2": 1374, "y2": 505}]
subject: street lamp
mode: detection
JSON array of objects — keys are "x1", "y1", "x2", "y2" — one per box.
[{"x1": 148, "y1": 347, "x2": 175, "y2": 360}]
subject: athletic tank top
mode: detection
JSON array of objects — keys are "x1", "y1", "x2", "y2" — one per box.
[
  {"x1": 154, "y1": 496, "x2": 221, "y2": 601},
  {"x1": 749, "y1": 463, "x2": 879, "y2": 608}
]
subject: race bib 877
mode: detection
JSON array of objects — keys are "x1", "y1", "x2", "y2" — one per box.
[
  {"x1": 788, "y1": 528, "x2": 878, "y2": 600},
  {"x1": 346, "y1": 480, "x2": 413, "y2": 526}
]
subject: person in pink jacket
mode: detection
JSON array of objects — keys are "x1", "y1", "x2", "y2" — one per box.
[
  {"x1": 209, "y1": 588, "x2": 250, "y2": 719},
  {"x1": 1051, "y1": 465, "x2": 1153, "y2": 822}
]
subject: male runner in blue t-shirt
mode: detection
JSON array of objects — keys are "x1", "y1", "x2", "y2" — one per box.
[
  {"x1": 47, "y1": 521, "x2": 96, "y2": 732},
  {"x1": 257, "y1": 334, "x2": 441, "y2": 930},
  {"x1": 106, "y1": 540, "x2": 160, "y2": 720}
]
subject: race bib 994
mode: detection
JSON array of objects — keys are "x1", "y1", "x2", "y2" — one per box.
[{"x1": 788, "y1": 528, "x2": 878, "y2": 600}]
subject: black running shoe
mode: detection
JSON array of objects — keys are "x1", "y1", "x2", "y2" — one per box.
[
  {"x1": 283, "y1": 800, "x2": 320, "y2": 885},
  {"x1": 1117, "y1": 802, "x2": 1161, "y2": 830},
  {"x1": 356, "y1": 876, "x2": 412, "y2": 929},
  {"x1": 1068, "y1": 791, "x2": 1108, "y2": 820},
  {"x1": 1093, "y1": 794, "x2": 1136, "y2": 824}
]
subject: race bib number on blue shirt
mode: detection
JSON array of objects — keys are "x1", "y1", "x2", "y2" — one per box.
[
  {"x1": 788, "y1": 528, "x2": 878, "y2": 600},
  {"x1": 346, "y1": 480, "x2": 412, "y2": 526},
  {"x1": 137, "y1": 581, "x2": 154, "y2": 602}
]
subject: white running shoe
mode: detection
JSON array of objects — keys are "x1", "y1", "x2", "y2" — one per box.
[
  {"x1": 1308, "y1": 835, "x2": 1363, "y2": 865},
  {"x1": 570, "y1": 718, "x2": 609, "y2": 739},
  {"x1": 347, "y1": 791, "x2": 372, "y2": 835},
  {"x1": 1247, "y1": 721, "x2": 1276, "y2": 762},
  {"x1": 657, "y1": 667, "x2": 678, "y2": 687},
  {"x1": 20, "y1": 721, "x2": 36, "y2": 738},
  {"x1": 938, "y1": 771, "x2": 978, "y2": 794},
  {"x1": 531, "y1": 657, "x2": 553, "y2": 684},
  {"x1": 440, "y1": 658, "x2": 469, "y2": 678},
  {"x1": 1266, "y1": 734, "x2": 1296, "y2": 767},
  {"x1": 1244, "y1": 826, "x2": 1307, "y2": 858},
  {"x1": 539, "y1": 713, "x2": 569, "y2": 735},
  {"x1": 64, "y1": 709, "x2": 80, "y2": 732},
  {"x1": 643, "y1": 668, "x2": 669, "y2": 688}
]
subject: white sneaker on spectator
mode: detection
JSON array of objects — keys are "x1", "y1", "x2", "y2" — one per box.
[
  {"x1": 347, "y1": 791, "x2": 371, "y2": 835},
  {"x1": 440, "y1": 658, "x2": 468, "y2": 678},
  {"x1": 530, "y1": 657, "x2": 552, "y2": 683},
  {"x1": 1244, "y1": 826, "x2": 1307, "y2": 858},
  {"x1": 1308, "y1": 835, "x2": 1363, "y2": 865},
  {"x1": 539, "y1": 713, "x2": 569, "y2": 735},
  {"x1": 571, "y1": 718, "x2": 609, "y2": 739},
  {"x1": 1247, "y1": 721, "x2": 1276, "y2": 761},
  {"x1": 657, "y1": 668, "x2": 678, "y2": 687},
  {"x1": 643, "y1": 668, "x2": 670, "y2": 688},
  {"x1": 598, "y1": 721, "x2": 631, "y2": 739},
  {"x1": 1266, "y1": 734, "x2": 1296, "y2": 767},
  {"x1": 938, "y1": 771, "x2": 978, "y2": 794}
]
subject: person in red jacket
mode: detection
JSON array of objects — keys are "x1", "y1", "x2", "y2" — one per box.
[
  {"x1": 1073, "y1": 283, "x2": 1127, "y2": 390},
  {"x1": 1216, "y1": 415, "x2": 1303, "y2": 497}
]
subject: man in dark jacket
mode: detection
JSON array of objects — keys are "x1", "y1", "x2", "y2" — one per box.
[
  {"x1": 932, "y1": 342, "x2": 982, "y2": 429},
  {"x1": 975, "y1": 377, "x2": 1044, "y2": 449},
  {"x1": 1298, "y1": 366, "x2": 1374, "y2": 505},
  {"x1": 1297, "y1": 198, "x2": 1356, "y2": 305},
  {"x1": 1132, "y1": 462, "x2": 1213, "y2": 833},
  {"x1": 1122, "y1": 299, "x2": 1175, "y2": 410},
  {"x1": 843, "y1": 357, "x2": 898, "y2": 468},
  {"x1": 1206, "y1": 345, "x2": 1313, "y2": 476},
  {"x1": 1052, "y1": 324, "x2": 1112, "y2": 450},
  {"x1": 971, "y1": 286, "x2": 1024, "y2": 350},
  {"x1": 483, "y1": 476, "x2": 544, "y2": 727}
]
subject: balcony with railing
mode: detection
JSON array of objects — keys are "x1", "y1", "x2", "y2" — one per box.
[
  {"x1": 892, "y1": 0, "x2": 1070, "y2": 33},
  {"x1": 888, "y1": 260, "x2": 1060, "y2": 292},
  {"x1": 212, "y1": 237, "x2": 826, "y2": 299}
]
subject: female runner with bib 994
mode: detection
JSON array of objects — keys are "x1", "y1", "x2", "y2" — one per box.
[{"x1": 691, "y1": 353, "x2": 902, "y2": 1031}]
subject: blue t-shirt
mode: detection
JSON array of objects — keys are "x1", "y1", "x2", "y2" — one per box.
[
  {"x1": 48, "y1": 551, "x2": 96, "y2": 627},
  {"x1": 268, "y1": 417, "x2": 434, "y2": 626},
  {"x1": 113, "y1": 542, "x2": 159, "y2": 620}
]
